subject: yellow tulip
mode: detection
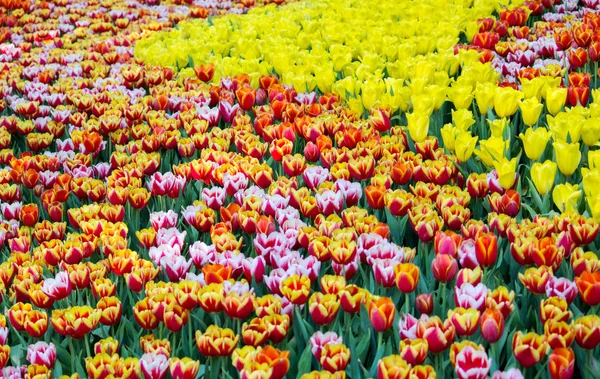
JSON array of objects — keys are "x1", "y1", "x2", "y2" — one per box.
[
  {"x1": 494, "y1": 86, "x2": 522, "y2": 118},
  {"x1": 582, "y1": 168, "x2": 600, "y2": 201},
  {"x1": 474, "y1": 82, "x2": 496, "y2": 114},
  {"x1": 474, "y1": 137, "x2": 509, "y2": 167},
  {"x1": 447, "y1": 83, "x2": 474, "y2": 109},
  {"x1": 589, "y1": 151, "x2": 600, "y2": 170},
  {"x1": 519, "y1": 97, "x2": 544, "y2": 127},
  {"x1": 552, "y1": 183, "x2": 582, "y2": 214},
  {"x1": 455, "y1": 132, "x2": 478, "y2": 162},
  {"x1": 582, "y1": 118, "x2": 600, "y2": 147},
  {"x1": 347, "y1": 97, "x2": 365, "y2": 116},
  {"x1": 411, "y1": 94, "x2": 435, "y2": 116},
  {"x1": 545, "y1": 86, "x2": 567, "y2": 115},
  {"x1": 441, "y1": 124, "x2": 457, "y2": 153},
  {"x1": 589, "y1": 197, "x2": 600, "y2": 223},
  {"x1": 406, "y1": 112, "x2": 430, "y2": 143},
  {"x1": 552, "y1": 140, "x2": 581, "y2": 176},
  {"x1": 520, "y1": 77, "x2": 546, "y2": 100},
  {"x1": 488, "y1": 118, "x2": 509, "y2": 138},
  {"x1": 530, "y1": 160, "x2": 557, "y2": 195},
  {"x1": 493, "y1": 157, "x2": 518, "y2": 190},
  {"x1": 427, "y1": 85, "x2": 447, "y2": 111},
  {"x1": 519, "y1": 127, "x2": 550, "y2": 161},
  {"x1": 452, "y1": 109, "x2": 475, "y2": 132},
  {"x1": 361, "y1": 80, "x2": 385, "y2": 110}
]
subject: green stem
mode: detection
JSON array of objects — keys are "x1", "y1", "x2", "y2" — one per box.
[
  {"x1": 69, "y1": 338, "x2": 77, "y2": 375},
  {"x1": 404, "y1": 292, "x2": 410, "y2": 315},
  {"x1": 84, "y1": 333, "x2": 92, "y2": 359}
]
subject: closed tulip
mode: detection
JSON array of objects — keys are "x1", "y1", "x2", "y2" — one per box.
[
  {"x1": 406, "y1": 112, "x2": 430, "y2": 143},
  {"x1": 493, "y1": 157, "x2": 518, "y2": 190},
  {"x1": 552, "y1": 183, "x2": 581, "y2": 214},
  {"x1": 519, "y1": 98, "x2": 544, "y2": 127},
  {"x1": 519, "y1": 127, "x2": 550, "y2": 161},
  {"x1": 494, "y1": 86, "x2": 522, "y2": 118},
  {"x1": 545, "y1": 86, "x2": 567, "y2": 115},
  {"x1": 531, "y1": 161, "x2": 557, "y2": 195},
  {"x1": 455, "y1": 132, "x2": 478, "y2": 162},
  {"x1": 553, "y1": 140, "x2": 581, "y2": 176}
]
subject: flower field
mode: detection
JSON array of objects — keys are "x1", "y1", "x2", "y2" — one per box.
[{"x1": 1, "y1": 0, "x2": 600, "y2": 377}]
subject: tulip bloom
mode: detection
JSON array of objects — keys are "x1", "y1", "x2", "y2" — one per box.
[
  {"x1": 552, "y1": 140, "x2": 581, "y2": 177},
  {"x1": 169, "y1": 357, "x2": 200, "y2": 379},
  {"x1": 548, "y1": 348, "x2": 574, "y2": 379},
  {"x1": 377, "y1": 355, "x2": 411, "y2": 379},
  {"x1": 480, "y1": 308, "x2": 504, "y2": 343},
  {"x1": 400, "y1": 339, "x2": 428, "y2": 365},
  {"x1": 574, "y1": 315, "x2": 600, "y2": 350},
  {"x1": 512, "y1": 331, "x2": 547, "y2": 368},
  {"x1": 575, "y1": 271, "x2": 600, "y2": 306},
  {"x1": 368, "y1": 296, "x2": 396, "y2": 332},
  {"x1": 415, "y1": 316, "x2": 455, "y2": 353},
  {"x1": 494, "y1": 86, "x2": 522, "y2": 118},
  {"x1": 431, "y1": 254, "x2": 458, "y2": 282},
  {"x1": 531, "y1": 161, "x2": 557, "y2": 195},
  {"x1": 519, "y1": 98, "x2": 544, "y2": 127},
  {"x1": 394, "y1": 263, "x2": 420, "y2": 293},
  {"x1": 519, "y1": 127, "x2": 550, "y2": 161},
  {"x1": 455, "y1": 345, "x2": 491, "y2": 379},
  {"x1": 196, "y1": 326, "x2": 239, "y2": 357}
]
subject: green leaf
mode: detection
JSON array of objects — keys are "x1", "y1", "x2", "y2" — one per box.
[
  {"x1": 10, "y1": 344, "x2": 24, "y2": 367},
  {"x1": 296, "y1": 344, "x2": 313, "y2": 378},
  {"x1": 356, "y1": 330, "x2": 371, "y2": 363}
]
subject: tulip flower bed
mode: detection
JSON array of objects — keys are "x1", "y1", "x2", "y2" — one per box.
[{"x1": 2, "y1": 0, "x2": 600, "y2": 377}]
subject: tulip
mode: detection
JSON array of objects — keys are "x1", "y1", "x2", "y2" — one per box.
[
  {"x1": 548, "y1": 347, "x2": 574, "y2": 379},
  {"x1": 531, "y1": 161, "x2": 557, "y2": 195},
  {"x1": 94, "y1": 337, "x2": 119, "y2": 356},
  {"x1": 368, "y1": 296, "x2": 396, "y2": 332},
  {"x1": 169, "y1": 357, "x2": 200, "y2": 379},
  {"x1": 20, "y1": 203, "x2": 39, "y2": 227},
  {"x1": 455, "y1": 345, "x2": 491, "y2": 379},
  {"x1": 394, "y1": 263, "x2": 420, "y2": 293},
  {"x1": 441, "y1": 123, "x2": 458, "y2": 153},
  {"x1": 448, "y1": 307, "x2": 480, "y2": 337},
  {"x1": 308, "y1": 292, "x2": 340, "y2": 326},
  {"x1": 552, "y1": 140, "x2": 581, "y2": 176},
  {"x1": 519, "y1": 98, "x2": 544, "y2": 127},
  {"x1": 415, "y1": 294, "x2": 433, "y2": 315},
  {"x1": 519, "y1": 127, "x2": 550, "y2": 161},
  {"x1": 518, "y1": 266, "x2": 553, "y2": 295},
  {"x1": 480, "y1": 308, "x2": 504, "y2": 343},
  {"x1": 513, "y1": 333, "x2": 548, "y2": 371},
  {"x1": 492, "y1": 157, "x2": 517, "y2": 190},
  {"x1": 431, "y1": 254, "x2": 458, "y2": 282},
  {"x1": 377, "y1": 355, "x2": 411, "y2": 379},
  {"x1": 552, "y1": 183, "x2": 581, "y2": 214},
  {"x1": 494, "y1": 86, "x2": 522, "y2": 118},
  {"x1": 319, "y1": 343, "x2": 350, "y2": 373},
  {"x1": 400, "y1": 339, "x2": 428, "y2": 365},
  {"x1": 196, "y1": 326, "x2": 239, "y2": 357},
  {"x1": 140, "y1": 352, "x2": 169, "y2": 379},
  {"x1": 575, "y1": 271, "x2": 600, "y2": 306},
  {"x1": 574, "y1": 314, "x2": 600, "y2": 350},
  {"x1": 406, "y1": 112, "x2": 429, "y2": 143},
  {"x1": 415, "y1": 316, "x2": 455, "y2": 353},
  {"x1": 27, "y1": 341, "x2": 56, "y2": 368},
  {"x1": 545, "y1": 86, "x2": 567, "y2": 115},
  {"x1": 474, "y1": 233, "x2": 498, "y2": 267},
  {"x1": 455, "y1": 132, "x2": 478, "y2": 162}
]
